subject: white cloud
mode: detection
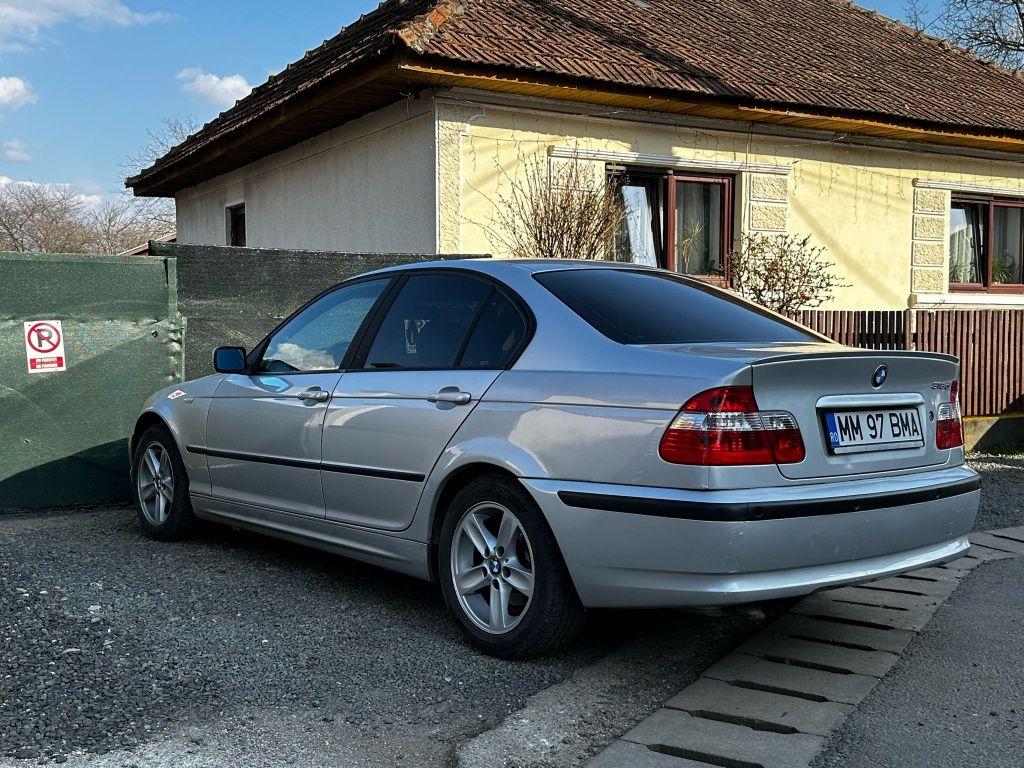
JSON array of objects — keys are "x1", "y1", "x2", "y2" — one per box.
[
  {"x1": 0, "y1": 76, "x2": 35, "y2": 110},
  {"x1": 0, "y1": 0, "x2": 170, "y2": 52},
  {"x1": 0, "y1": 176, "x2": 107, "y2": 208},
  {"x1": 2, "y1": 139, "x2": 30, "y2": 162},
  {"x1": 177, "y1": 67, "x2": 252, "y2": 108}
]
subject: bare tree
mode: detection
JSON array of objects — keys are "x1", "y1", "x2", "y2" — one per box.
[
  {"x1": 903, "y1": 0, "x2": 1024, "y2": 70},
  {"x1": 0, "y1": 116, "x2": 191, "y2": 255},
  {"x1": 486, "y1": 156, "x2": 627, "y2": 260},
  {"x1": 122, "y1": 116, "x2": 202, "y2": 177},
  {"x1": 110, "y1": 115, "x2": 202, "y2": 249},
  {"x1": 0, "y1": 181, "x2": 174, "y2": 255},
  {"x1": 88, "y1": 196, "x2": 175, "y2": 254},
  {"x1": 729, "y1": 234, "x2": 847, "y2": 315},
  {"x1": 0, "y1": 182, "x2": 94, "y2": 253}
]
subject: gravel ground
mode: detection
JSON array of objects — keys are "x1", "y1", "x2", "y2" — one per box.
[
  {"x1": 0, "y1": 507, "x2": 752, "y2": 767},
  {"x1": 812, "y1": 555, "x2": 1024, "y2": 768},
  {"x1": 1, "y1": 457, "x2": 1014, "y2": 766},
  {"x1": 967, "y1": 453, "x2": 1024, "y2": 531}
]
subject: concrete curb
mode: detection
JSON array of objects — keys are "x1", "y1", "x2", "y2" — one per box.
[{"x1": 583, "y1": 526, "x2": 1024, "y2": 768}]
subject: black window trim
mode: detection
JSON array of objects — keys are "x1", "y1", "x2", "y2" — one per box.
[{"x1": 348, "y1": 267, "x2": 535, "y2": 373}]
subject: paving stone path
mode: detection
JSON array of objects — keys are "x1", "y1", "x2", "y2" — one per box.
[{"x1": 585, "y1": 527, "x2": 1024, "y2": 768}]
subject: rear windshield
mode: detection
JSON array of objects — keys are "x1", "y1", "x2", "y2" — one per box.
[{"x1": 534, "y1": 269, "x2": 816, "y2": 345}]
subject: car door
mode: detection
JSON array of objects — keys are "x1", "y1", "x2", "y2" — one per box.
[
  {"x1": 323, "y1": 271, "x2": 530, "y2": 530},
  {"x1": 204, "y1": 277, "x2": 392, "y2": 517}
]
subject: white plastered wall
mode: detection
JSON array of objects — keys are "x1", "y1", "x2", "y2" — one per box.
[{"x1": 174, "y1": 97, "x2": 438, "y2": 253}]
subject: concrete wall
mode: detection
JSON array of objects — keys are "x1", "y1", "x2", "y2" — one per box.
[
  {"x1": 437, "y1": 95, "x2": 1024, "y2": 311},
  {"x1": 175, "y1": 97, "x2": 438, "y2": 253}
]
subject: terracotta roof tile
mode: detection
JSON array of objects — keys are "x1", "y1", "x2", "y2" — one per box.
[
  {"x1": 418, "y1": 0, "x2": 1024, "y2": 132},
  {"x1": 129, "y1": 0, "x2": 1024, "y2": 193}
]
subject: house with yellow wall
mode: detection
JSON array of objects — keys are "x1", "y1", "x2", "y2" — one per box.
[{"x1": 128, "y1": 0, "x2": 1024, "y2": 311}]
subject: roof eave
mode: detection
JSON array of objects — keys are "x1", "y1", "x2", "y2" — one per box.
[
  {"x1": 130, "y1": 48, "x2": 1024, "y2": 199},
  {"x1": 397, "y1": 54, "x2": 1024, "y2": 155},
  {"x1": 128, "y1": 51, "x2": 406, "y2": 197}
]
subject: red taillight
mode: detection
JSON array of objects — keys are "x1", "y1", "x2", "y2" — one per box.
[
  {"x1": 659, "y1": 386, "x2": 806, "y2": 466},
  {"x1": 936, "y1": 380, "x2": 963, "y2": 450}
]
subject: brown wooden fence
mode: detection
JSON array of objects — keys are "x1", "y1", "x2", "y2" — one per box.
[
  {"x1": 797, "y1": 309, "x2": 1024, "y2": 418},
  {"x1": 796, "y1": 310, "x2": 910, "y2": 350}
]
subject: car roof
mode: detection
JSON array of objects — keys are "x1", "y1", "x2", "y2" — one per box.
[{"x1": 361, "y1": 258, "x2": 658, "y2": 279}]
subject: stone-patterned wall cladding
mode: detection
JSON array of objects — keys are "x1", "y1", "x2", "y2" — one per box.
[
  {"x1": 911, "y1": 186, "x2": 951, "y2": 294},
  {"x1": 747, "y1": 172, "x2": 790, "y2": 235},
  {"x1": 437, "y1": 102, "x2": 486, "y2": 253}
]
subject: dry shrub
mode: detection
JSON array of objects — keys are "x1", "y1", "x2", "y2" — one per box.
[
  {"x1": 489, "y1": 156, "x2": 626, "y2": 260},
  {"x1": 730, "y1": 233, "x2": 846, "y2": 314}
]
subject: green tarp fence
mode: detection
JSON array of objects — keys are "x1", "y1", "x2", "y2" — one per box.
[
  {"x1": 0, "y1": 252, "x2": 180, "y2": 510},
  {"x1": 1, "y1": 245, "x2": 474, "y2": 511}
]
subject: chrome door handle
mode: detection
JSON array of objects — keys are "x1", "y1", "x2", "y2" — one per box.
[
  {"x1": 427, "y1": 390, "x2": 472, "y2": 405},
  {"x1": 296, "y1": 389, "x2": 330, "y2": 403}
]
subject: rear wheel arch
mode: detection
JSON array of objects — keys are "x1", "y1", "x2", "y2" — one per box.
[
  {"x1": 434, "y1": 471, "x2": 585, "y2": 656},
  {"x1": 428, "y1": 463, "x2": 520, "y2": 582},
  {"x1": 427, "y1": 463, "x2": 579, "y2": 601}
]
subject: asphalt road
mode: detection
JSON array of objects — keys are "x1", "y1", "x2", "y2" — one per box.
[
  {"x1": 812, "y1": 554, "x2": 1024, "y2": 768},
  {"x1": 0, "y1": 507, "x2": 752, "y2": 767}
]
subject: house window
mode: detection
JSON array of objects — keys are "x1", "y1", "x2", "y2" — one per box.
[
  {"x1": 611, "y1": 169, "x2": 733, "y2": 278},
  {"x1": 227, "y1": 203, "x2": 246, "y2": 247},
  {"x1": 950, "y1": 197, "x2": 1024, "y2": 290}
]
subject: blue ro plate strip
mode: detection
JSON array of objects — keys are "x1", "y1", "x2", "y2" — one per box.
[{"x1": 825, "y1": 411, "x2": 840, "y2": 448}]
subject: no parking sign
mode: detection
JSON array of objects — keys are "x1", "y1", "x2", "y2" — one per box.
[{"x1": 24, "y1": 320, "x2": 67, "y2": 373}]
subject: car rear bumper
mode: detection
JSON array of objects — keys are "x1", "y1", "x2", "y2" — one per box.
[{"x1": 521, "y1": 466, "x2": 979, "y2": 608}]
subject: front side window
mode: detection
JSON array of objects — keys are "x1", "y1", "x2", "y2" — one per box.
[
  {"x1": 536, "y1": 268, "x2": 815, "y2": 345},
  {"x1": 950, "y1": 197, "x2": 1024, "y2": 290},
  {"x1": 364, "y1": 274, "x2": 493, "y2": 369},
  {"x1": 611, "y1": 169, "x2": 733, "y2": 277},
  {"x1": 258, "y1": 279, "x2": 389, "y2": 373}
]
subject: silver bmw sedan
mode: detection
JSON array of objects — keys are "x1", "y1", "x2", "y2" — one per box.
[{"x1": 130, "y1": 260, "x2": 978, "y2": 657}]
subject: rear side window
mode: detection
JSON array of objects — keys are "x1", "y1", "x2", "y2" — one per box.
[
  {"x1": 460, "y1": 291, "x2": 527, "y2": 368},
  {"x1": 535, "y1": 269, "x2": 816, "y2": 344},
  {"x1": 365, "y1": 274, "x2": 492, "y2": 369}
]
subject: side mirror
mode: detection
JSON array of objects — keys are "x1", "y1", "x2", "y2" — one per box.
[{"x1": 213, "y1": 346, "x2": 247, "y2": 373}]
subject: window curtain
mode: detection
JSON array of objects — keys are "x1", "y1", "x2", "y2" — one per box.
[
  {"x1": 676, "y1": 182, "x2": 721, "y2": 275},
  {"x1": 949, "y1": 206, "x2": 981, "y2": 284},
  {"x1": 621, "y1": 185, "x2": 659, "y2": 267},
  {"x1": 992, "y1": 206, "x2": 1024, "y2": 284}
]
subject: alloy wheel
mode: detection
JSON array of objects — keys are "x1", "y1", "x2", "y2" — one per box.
[
  {"x1": 137, "y1": 442, "x2": 174, "y2": 526},
  {"x1": 450, "y1": 501, "x2": 535, "y2": 634}
]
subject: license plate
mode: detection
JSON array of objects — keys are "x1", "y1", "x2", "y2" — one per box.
[{"x1": 824, "y1": 409, "x2": 924, "y2": 454}]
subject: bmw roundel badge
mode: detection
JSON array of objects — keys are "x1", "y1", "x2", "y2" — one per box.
[{"x1": 872, "y1": 365, "x2": 888, "y2": 388}]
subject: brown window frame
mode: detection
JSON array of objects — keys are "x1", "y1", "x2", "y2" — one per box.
[
  {"x1": 610, "y1": 168, "x2": 734, "y2": 279},
  {"x1": 950, "y1": 195, "x2": 1024, "y2": 293}
]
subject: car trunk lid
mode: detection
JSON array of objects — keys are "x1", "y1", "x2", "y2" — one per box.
[
  {"x1": 750, "y1": 348, "x2": 959, "y2": 479},
  {"x1": 641, "y1": 342, "x2": 960, "y2": 481}
]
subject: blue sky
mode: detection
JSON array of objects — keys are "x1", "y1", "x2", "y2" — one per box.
[{"x1": 0, "y1": 0, "x2": 908, "y2": 198}]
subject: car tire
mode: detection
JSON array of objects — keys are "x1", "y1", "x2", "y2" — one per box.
[
  {"x1": 438, "y1": 475, "x2": 585, "y2": 658},
  {"x1": 131, "y1": 424, "x2": 196, "y2": 541}
]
